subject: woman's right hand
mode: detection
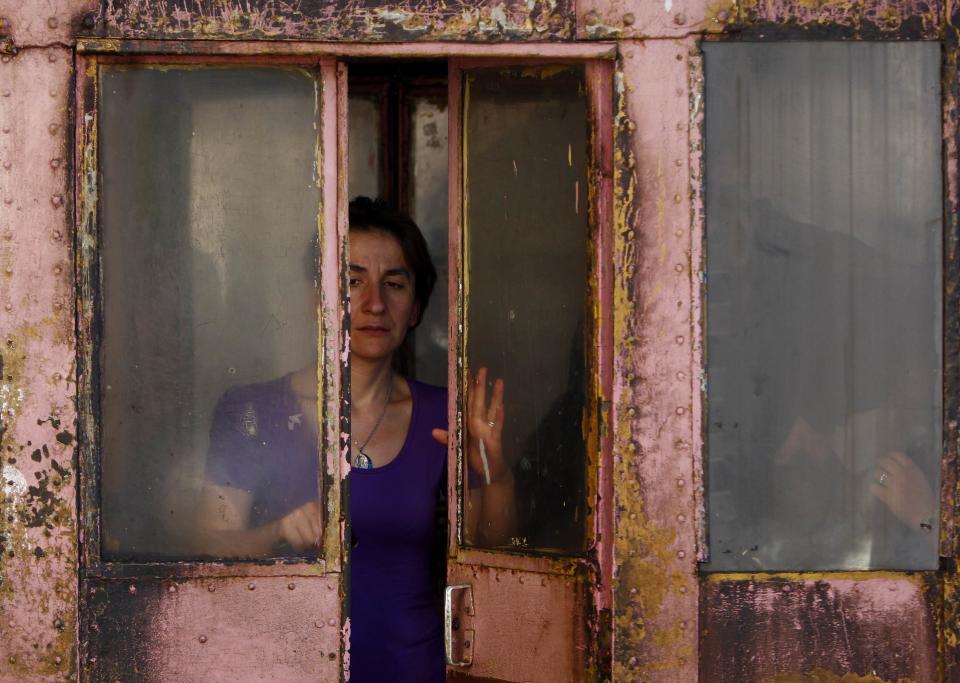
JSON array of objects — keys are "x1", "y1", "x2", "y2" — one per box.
[{"x1": 275, "y1": 500, "x2": 322, "y2": 551}]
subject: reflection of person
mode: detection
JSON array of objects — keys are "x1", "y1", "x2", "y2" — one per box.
[{"x1": 196, "y1": 197, "x2": 515, "y2": 681}]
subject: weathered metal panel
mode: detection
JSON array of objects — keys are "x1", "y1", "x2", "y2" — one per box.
[
  {"x1": 84, "y1": 576, "x2": 341, "y2": 681},
  {"x1": 0, "y1": 47, "x2": 78, "y2": 680},
  {"x1": 733, "y1": 0, "x2": 941, "y2": 38},
  {"x1": 610, "y1": 39, "x2": 700, "y2": 682},
  {"x1": 446, "y1": 562, "x2": 586, "y2": 682},
  {"x1": 701, "y1": 575, "x2": 939, "y2": 682},
  {"x1": 575, "y1": 0, "x2": 733, "y2": 40},
  {"x1": 96, "y1": 0, "x2": 575, "y2": 43},
  {"x1": 0, "y1": 0, "x2": 98, "y2": 49}
]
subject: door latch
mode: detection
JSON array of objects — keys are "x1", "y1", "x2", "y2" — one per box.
[{"x1": 444, "y1": 584, "x2": 475, "y2": 667}]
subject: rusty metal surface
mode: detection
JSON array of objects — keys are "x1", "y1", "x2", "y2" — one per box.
[
  {"x1": 95, "y1": 0, "x2": 575, "y2": 43},
  {"x1": 0, "y1": 47, "x2": 78, "y2": 681},
  {"x1": 701, "y1": 574, "x2": 939, "y2": 682},
  {"x1": 0, "y1": 0, "x2": 98, "y2": 49},
  {"x1": 610, "y1": 39, "x2": 700, "y2": 682},
  {"x1": 575, "y1": 0, "x2": 941, "y2": 39},
  {"x1": 446, "y1": 562, "x2": 586, "y2": 682},
  {"x1": 83, "y1": 576, "x2": 341, "y2": 681}
]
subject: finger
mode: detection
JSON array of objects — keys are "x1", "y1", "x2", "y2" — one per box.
[
  {"x1": 488, "y1": 378, "x2": 504, "y2": 424},
  {"x1": 306, "y1": 502, "x2": 322, "y2": 542},
  {"x1": 294, "y1": 514, "x2": 316, "y2": 549},
  {"x1": 465, "y1": 368, "x2": 475, "y2": 422},
  {"x1": 473, "y1": 367, "x2": 488, "y2": 423},
  {"x1": 432, "y1": 428, "x2": 449, "y2": 445},
  {"x1": 887, "y1": 451, "x2": 914, "y2": 471},
  {"x1": 869, "y1": 481, "x2": 894, "y2": 508},
  {"x1": 877, "y1": 454, "x2": 906, "y2": 475}
]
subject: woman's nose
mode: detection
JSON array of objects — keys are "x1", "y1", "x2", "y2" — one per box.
[{"x1": 361, "y1": 285, "x2": 386, "y2": 314}]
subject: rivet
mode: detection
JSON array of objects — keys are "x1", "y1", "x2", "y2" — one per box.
[
  {"x1": 677, "y1": 514, "x2": 686, "y2": 523},
  {"x1": 3, "y1": 232, "x2": 12, "y2": 240},
  {"x1": 207, "y1": 584, "x2": 216, "y2": 592},
  {"x1": 628, "y1": 656, "x2": 638, "y2": 666},
  {"x1": 51, "y1": 194, "x2": 64, "y2": 208},
  {"x1": 676, "y1": 406, "x2": 685, "y2": 415},
  {"x1": 2, "y1": 161, "x2": 10, "y2": 170},
  {"x1": 627, "y1": 407, "x2": 636, "y2": 417},
  {"x1": 676, "y1": 336, "x2": 684, "y2": 344},
  {"x1": 622, "y1": 12, "x2": 635, "y2": 25},
  {"x1": 630, "y1": 587, "x2": 637, "y2": 595},
  {"x1": 676, "y1": 54, "x2": 684, "y2": 61},
  {"x1": 629, "y1": 512, "x2": 636, "y2": 520},
  {"x1": 679, "y1": 586, "x2": 687, "y2": 594},
  {"x1": 48, "y1": 123, "x2": 58, "y2": 135},
  {"x1": 8, "y1": 655, "x2": 15, "y2": 664},
  {"x1": 314, "y1": 619, "x2": 324, "y2": 628},
  {"x1": 673, "y1": 194, "x2": 682, "y2": 203},
  {"x1": 328, "y1": 618, "x2": 336, "y2": 626},
  {"x1": 717, "y1": 9, "x2": 730, "y2": 21},
  {"x1": 674, "y1": 263, "x2": 684, "y2": 273},
  {"x1": 676, "y1": 88, "x2": 684, "y2": 97},
  {"x1": 4, "y1": 266, "x2": 12, "y2": 275},
  {"x1": 50, "y1": 158, "x2": 61, "y2": 169},
  {"x1": 675, "y1": 159, "x2": 683, "y2": 167},
  {"x1": 48, "y1": 90, "x2": 57, "y2": 98},
  {"x1": 628, "y1": 549, "x2": 636, "y2": 557},
  {"x1": 584, "y1": 10, "x2": 599, "y2": 24},
  {"x1": 328, "y1": 652, "x2": 336, "y2": 661},
  {"x1": 675, "y1": 229, "x2": 684, "y2": 238},
  {"x1": 47, "y1": 17, "x2": 59, "y2": 29},
  {"x1": 52, "y1": 231, "x2": 62, "y2": 241},
  {"x1": 2, "y1": 127, "x2": 8, "y2": 133},
  {"x1": 247, "y1": 582, "x2": 255, "y2": 590},
  {"x1": 676, "y1": 478, "x2": 685, "y2": 487},
  {"x1": 198, "y1": 635, "x2": 207, "y2": 644},
  {"x1": 677, "y1": 550, "x2": 686, "y2": 559},
  {"x1": 0, "y1": 56, "x2": 9, "y2": 63},
  {"x1": 53, "y1": 299, "x2": 63, "y2": 310},
  {"x1": 676, "y1": 122, "x2": 684, "y2": 131},
  {"x1": 54, "y1": 618, "x2": 64, "y2": 629},
  {"x1": 83, "y1": 15, "x2": 96, "y2": 30},
  {"x1": 128, "y1": 584, "x2": 136, "y2": 594},
  {"x1": 1, "y1": 91, "x2": 9, "y2": 98},
  {"x1": 48, "y1": 53, "x2": 57, "y2": 63},
  {"x1": 167, "y1": 585, "x2": 176, "y2": 593},
  {"x1": 4, "y1": 304, "x2": 11, "y2": 311},
  {"x1": 287, "y1": 582, "x2": 295, "y2": 590},
  {"x1": 676, "y1": 371, "x2": 685, "y2": 380},
  {"x1": 673, "y1": 13, "x2": 686, "y2": 24},
  {"x1": 3, "y1": 197, "x2": 12, "y2": 205},
  {"x1": 53, "y1": 265, "x2": 62, "y2": 275},
  {"x1": 55, "y1": 655, "x2": 63, "y2": 664},
  {"x1": 782, "y1": 584, "x2": 792, "y2": 593},
  {"x1": 680, "y1": 621, "x2": 687, "y2": 630}
]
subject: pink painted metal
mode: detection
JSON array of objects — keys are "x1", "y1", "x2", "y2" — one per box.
[
  {"x1": 0, "y1": 0, "x2": 97, "y2": 47},
  {"x1": 701, "y1": 575, "x2": 939, "y2": 682},
  {"x1": 610, "y1": 38, "x2": 700, "y2": 681},
  {"x1": 575, "y1": 0, "x2": 728, "y2": 40},
  {"x1": 0, "y1": 47, "x2": 78, "y2": 681}
]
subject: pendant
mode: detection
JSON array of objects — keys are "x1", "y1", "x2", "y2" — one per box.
[{"x1": 353, "y1": 450, "x2": 373, "y2": 470}]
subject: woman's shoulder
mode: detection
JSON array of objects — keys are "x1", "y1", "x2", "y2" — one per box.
[{"x1": 214, "y1": 375, "x2": 293, "y2": 415}]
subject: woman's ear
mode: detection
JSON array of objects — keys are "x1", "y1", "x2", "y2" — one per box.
[{"x1": 408, "y1": 301, "x2": 422, "y2": 329}]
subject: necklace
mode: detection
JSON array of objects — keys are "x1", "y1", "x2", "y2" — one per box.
[{"x1": 352, "y1": 377, "x2": 393, "y2": 470}]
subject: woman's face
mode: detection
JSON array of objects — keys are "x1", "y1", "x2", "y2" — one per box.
[{"x1": 348, "y1": 230, "x2": 419, "y2": 364}]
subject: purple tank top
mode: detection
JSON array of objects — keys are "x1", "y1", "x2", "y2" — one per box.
[{"x1": 349, "y1": 379, "x2": 447, "y2": 682}]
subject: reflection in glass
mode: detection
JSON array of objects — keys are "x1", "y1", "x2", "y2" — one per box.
[
  {"x1": 464, "y1": 67, "x2": 589, "y2": 553},
  {"x1": 348, "y1": 94, "x2": 382, "y2": 201},
  {"x1": 100, "y1": 67, "x2": 322, "y2": 560},
  {"x1": 704, "y1": 43, "x2": 942, "y2": 570},
  {"x1": 409, "y1": 95, "x2": 449, "y2": 387}
]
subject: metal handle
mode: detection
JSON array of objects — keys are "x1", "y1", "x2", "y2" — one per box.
[{"x1": 444, "y1": 584, "x2": 473, "y2": 667}]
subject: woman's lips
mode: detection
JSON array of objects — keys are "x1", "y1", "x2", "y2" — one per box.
[{"x1": 356, "y1": 326, "x2": 390, "y2": 335}]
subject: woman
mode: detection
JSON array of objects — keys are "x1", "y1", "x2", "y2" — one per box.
[{"x1": 197, "y1": 197, "x2": 516, "y2": 680}]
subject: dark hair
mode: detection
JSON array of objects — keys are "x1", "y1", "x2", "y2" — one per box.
[{"x1": 348, "y1": 196, "x2": 437, "y2": 327}]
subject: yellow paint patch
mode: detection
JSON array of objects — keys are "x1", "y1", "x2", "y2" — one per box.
[{"x1": 762, "y1": 669, "x2": 915, "y2": 683}]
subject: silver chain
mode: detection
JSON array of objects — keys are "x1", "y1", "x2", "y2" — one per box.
[{"x1": 354, "y1": 376, "x2": 394, "y2": 455}]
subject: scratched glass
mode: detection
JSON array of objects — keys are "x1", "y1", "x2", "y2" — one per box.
[
  {"x1": 409, "y1": 94, "x2": 449, "y2": 387},
  {"x1": 703, "y1": 43, "x2": 942, "y2": 571},
  {"x1": 100, "y1": 67, "x2": 322, "y2": 561},
  {"x1": 348, "y1": 94, "x2": 382, "y2": 201},
  {"x1": 464, "y1": 67, "x2": 589, "y2": 553}
]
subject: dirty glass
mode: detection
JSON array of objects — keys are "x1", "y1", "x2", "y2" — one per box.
[
  {"x1": 349, "y1": 94, "x2": 381, "y2": 201},
  {"x1": 409, "y1": 94, "x2": 449, "y2": 387},
  {"x1": 100, "y1": 67, "x2": 322, "y2": 561},
  {"x1": 463, "y1": 67, "x2": 589, "y2": 553},
  {"x1": 703, "y1": 43, "x2": 942, "y2": 571}
]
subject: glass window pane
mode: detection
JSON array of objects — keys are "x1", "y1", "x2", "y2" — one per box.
[
  {"x1": 348, "y1": 94, "x2": 381, "y2": 201},
  {"x1": 464, "y1": 67, "x2": 589, "y2": 553},
  {"x1": 100, "y1": 67, "x2": 322, "y2": 561},
  {"x1": 704, "y1": 43, "x2": 942, "y2": 571},
  {"x1": 409, "y1": 94, "x2": 449, "y2": 387}
]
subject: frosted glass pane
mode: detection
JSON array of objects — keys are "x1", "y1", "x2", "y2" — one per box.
[{"x1": 704, "y1": 43, "x2": 942, "y2": 571}]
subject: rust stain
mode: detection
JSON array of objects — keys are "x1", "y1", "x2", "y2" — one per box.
[
  {"x1": 762, "y1": 670, "x2": 916, "y2": 683},
  {"x1": 98, "y1": 0, "x2": 575, "y2": 42}
]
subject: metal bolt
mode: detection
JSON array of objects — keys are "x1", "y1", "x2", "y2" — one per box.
[
  {"x1": 675, "y1": 229, "x2": 684, "y2": 238},
  {"x1": 47, "y1": 17, "x2": 58, "y2": 29},
  {"x1": 3, "y1": 197, "x2": 12, "y2": 204},
  {"x1": 676, "y1": 336, "x2": 685, "y2": 344},
  {"x1": 3, "y1": 232, "x2": 11, "y2": 241},
  {"x1": 207, "y1": 584, "x2": 216, "y2": 592},
  {"x1": 675, "y1": 263, "x2": 684, "y2": 272},
  {"x1": 782, "y1": 584, "x2": 792, "y2": 593},
  {"x1": 287, "y1": 582, "x2": 295, "y2": 590},
  {"x1": 677, "y1": 550, "x2": 686, "y2": 559},
  {"x1": 48, "y1": 123, "x2": 59, "y2": 135},
  {"x1": 622, "y1": 12, "x2": 635, "y2": 25},
  {"x1": 2, "y1": 127, "x2": 8, "y2": 133},
  {"x1": 167, "y1": 585, "x2": 176, "y2": 593},
  {"x1": 628, "y1": 656, "x2": 638, "y2": 666},
  {"x1": 4, "y1": 266, "x2": 12, "y2": 275},
  {"x1": 673, "y1": 194, "x2": 682, "y2": 204},
  {"x1": 677, "y1": 514, "x2": 686, "y2": 523},
  {"x1": 51, "y1": 194, "x2": 64, "y2": 208},
  {"x1": 673, "y1": 13, "x2": 686, "y2": 24},
  {"x1": 48, "y1": 90, "x2": 56, "y2": 98},
  {"x1": 48, "y1": 53, "x2": 57, "y2": 63},
  {"x1": 676, "y1": 371, "x2": 685, "y2": 380},
  {"x1": 327, "y1": 618, "x2": 336, "y2": 626},
  {"x1": 247, "y1": 582, "x2": 255, "y2": 590},
  {"x1": 53, "y1": 265, "x2": 62, "y2": 275},
  {"x1": 198, "y1": 635, "x2": 207, "y2": 644},
  {"x1": 676, "y1": 406, "x2": 685, "y2": 415},
  {"x1": 50, "y1": 158, "x2": 61, "y2": 169},
  {"x1": 679, "y1": 586, "x2": 687, "y2": 594},
  {"x1": 1, "y1": 91, "x2": 9, "y2": 98},
  {"x1": 55, "y1": 655, "x2": 62, "y2": 664},
  {"x1": 676, "y1": 478, "x2": 685, "y2": 487},
  {"x1": 2, "y1": 161, "x2": 10, "y2": 170},
  {"x1": 328, "y1": 653, "x2": 336, "y2": 661},
  {"x1": 4, "y1": 304, "x2": 11, "y2": 311},
  {"x1": 0, "y1": 56, "x2": 8, "y2": 63}
]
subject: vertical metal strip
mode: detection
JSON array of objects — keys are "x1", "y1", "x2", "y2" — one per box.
[{"x1": 447, "y1": 59, "x2": 464, "y2": 556}]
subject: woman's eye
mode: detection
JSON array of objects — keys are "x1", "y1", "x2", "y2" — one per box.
[
  {"x1": 385, "y1": 280, "x2": 406, "y2": 290},
  {"x1": 349, "y1": 277, "x2": 362, "y2": 287}
]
